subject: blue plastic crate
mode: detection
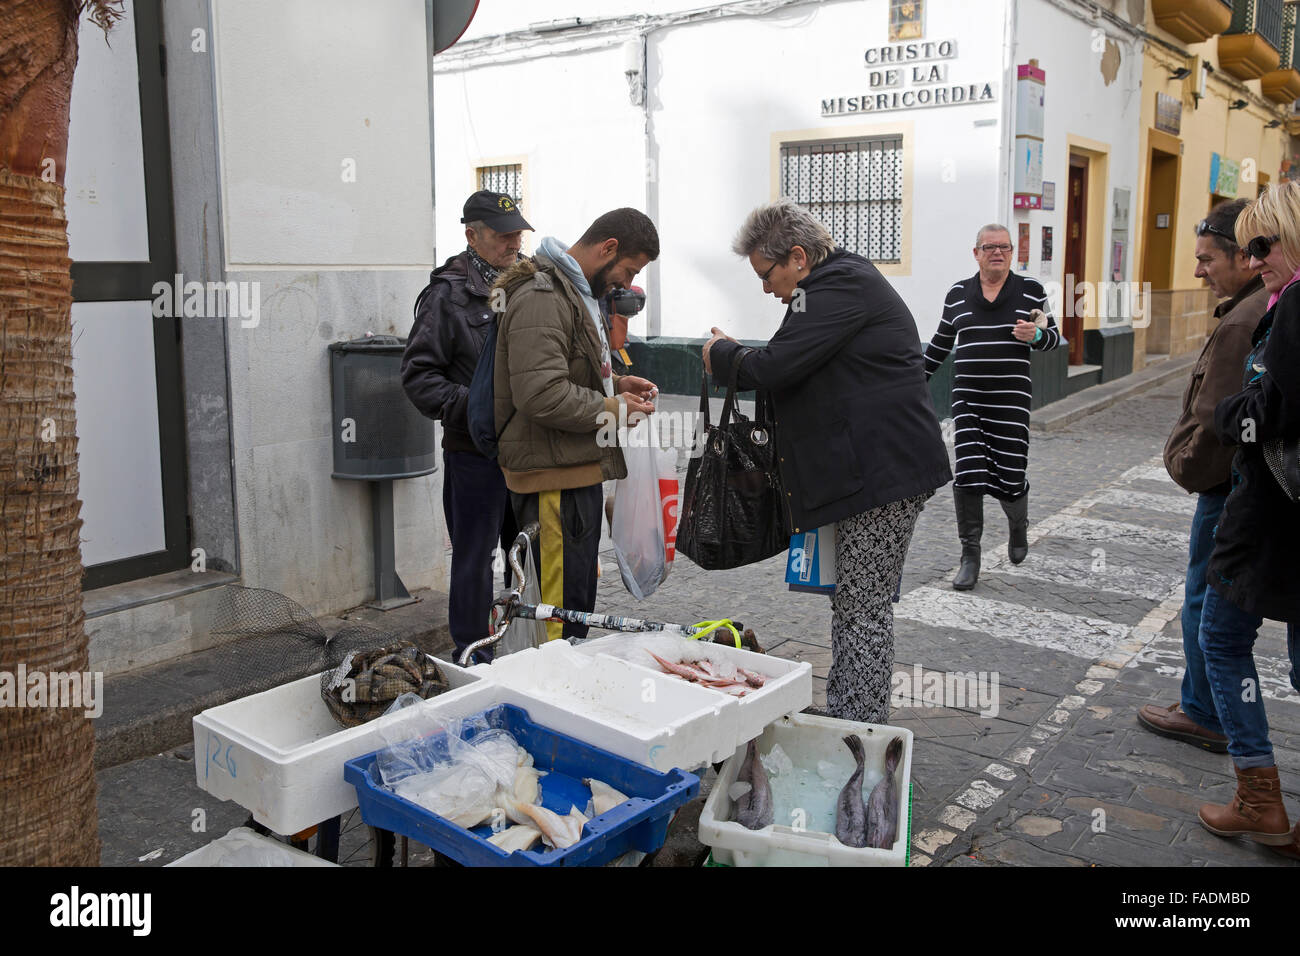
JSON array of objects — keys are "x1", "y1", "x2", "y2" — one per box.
[{"x1": 343, "y1": 703, "x2": 700, "y2": 867}]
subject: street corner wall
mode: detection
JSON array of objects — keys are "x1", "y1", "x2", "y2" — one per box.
[
  {"x1": 650, "y1": 0, "x2": 1011, "y2": 345},
  {"x1": 432, "y1": 45, "x2": 648, "y2": 271},
  {"x1": 1012, "y1": 0, "x2": 1144, "y2": 315},
  {"x1": 211, "y1": 0, "x2": 445, "y2": 615}
]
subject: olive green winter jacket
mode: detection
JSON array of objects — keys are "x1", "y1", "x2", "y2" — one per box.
[{"x1": 492, "y1": 253, "x2": 627, "y2": 493}]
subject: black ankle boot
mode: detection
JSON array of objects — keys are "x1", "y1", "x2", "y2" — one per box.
[
  {"x1": 952, "y1": 488, "x2": 983, "y2": 590},
  {"x1": 1002, "y1": 490, "x2": 1029, "y2": 564}
]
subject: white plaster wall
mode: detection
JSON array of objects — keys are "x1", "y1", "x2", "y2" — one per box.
[
  {"x1": 435, "y1": 0, "x2": 1010, "y2": 346},
  {"x1": 1011, "y1": 0, "x2": 1144, "y2": 287},
  {"x1": 461, "y1": 0, "x2": 709, "y2": 40},
  {"x1": 211, "y1": 0, "x2": 446, "y2": 614},
  {"x1": 433, "y1": 44, "x2": 647, "y2": 263},
  {"x1": 211, "y1": 0, "x2": 434, "y2": 267},
  {"x1": 653, "y1": 0, "x2": 1009, "y2": 343}
]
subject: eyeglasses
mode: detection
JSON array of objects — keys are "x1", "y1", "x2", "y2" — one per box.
[
  {"x1": 1195, "y1": 219, "x2": 1238, "y2": 246},
  {"x1": 757, "y1": 259, "x2": 783, "y2": 283},
  {"x1": 978, "y1": 243, "x2": 1013, "y2": 254},
  {"x1": 1245, "y1": 234, "x2": 1281, "y2": 260}
]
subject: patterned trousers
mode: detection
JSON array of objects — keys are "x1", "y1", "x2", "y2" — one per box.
[{"x1": 826, "y1": 492, "x2": 930, "y2": 724}]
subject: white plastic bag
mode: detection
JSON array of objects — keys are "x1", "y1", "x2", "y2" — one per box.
[{"x1": 612, "y1": 417, "x2": 669, "y2": 599}]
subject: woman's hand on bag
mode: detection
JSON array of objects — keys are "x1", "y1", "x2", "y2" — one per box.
[{"x1": 703, "y1": 327, "x2": 737, "y2": 375}]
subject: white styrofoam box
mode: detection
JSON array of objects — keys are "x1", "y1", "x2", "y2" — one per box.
[
  {"x1": 468, "y1": 640, "x2": 739, "y2": 770},
  {"x1": 573, "y1": 632, "x2": 812, "y2": 747},
  {"x1": 698, "y1": 712, "x2": 913, "y2": 867},
  {"x1": 166, "y1": 827, "x2": 338, "y2": 867},
  {"x1": 191, "y1": 659, "x2": 482, "y2": 836}
]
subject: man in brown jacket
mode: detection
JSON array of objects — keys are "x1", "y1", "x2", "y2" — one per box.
[
  {"x1": 1138, "y1": 199, "x2": 1267, "y2": 750},
  {"x1": 493, "y1": 209, "x2": 660, "y2": 640}
]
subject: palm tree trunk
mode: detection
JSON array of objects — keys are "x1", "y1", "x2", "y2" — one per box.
[{"x1": 0, "y1": 0, "x2": 102, "y2": 866}]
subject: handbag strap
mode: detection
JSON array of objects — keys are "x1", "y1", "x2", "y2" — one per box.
[
  {"x1": 698, "y1": 372, "x2": 711, "y2": 429},
  {"x1": 718, "y1": 349, "x2": 750, "y2": 428}
]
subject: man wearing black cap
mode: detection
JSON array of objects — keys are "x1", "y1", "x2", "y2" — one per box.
[{"x1": 401, "y1": 190, "x2": 533, "y2": 663}]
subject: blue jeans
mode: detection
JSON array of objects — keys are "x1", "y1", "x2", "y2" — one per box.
[
  {"x1": 1198, "y1": 585, "x2": 1300, "y2": 768},
  {"x1": 1179, "y1": 492, "x2": 1227, "y2": 734}
]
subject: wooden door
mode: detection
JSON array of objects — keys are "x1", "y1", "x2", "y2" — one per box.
[{"x1": 1064, "y1": 157, "x2": 1088, "y2": 365}]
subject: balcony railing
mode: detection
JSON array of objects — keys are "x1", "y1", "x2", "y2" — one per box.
[{"x1": 1228, "y1": 0, "x2": 1285, "y2": 50}]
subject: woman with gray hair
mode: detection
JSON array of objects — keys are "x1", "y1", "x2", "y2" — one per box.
[{"x1": 703, "y1": 198, "x2": 952, "y2": 723}]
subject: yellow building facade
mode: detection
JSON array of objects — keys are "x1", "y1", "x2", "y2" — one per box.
[{"x1": 1133, "y1": 0, "x2": 1296, "y2": 368}]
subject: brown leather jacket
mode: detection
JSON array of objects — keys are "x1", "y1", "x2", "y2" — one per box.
[
  {"x1": 1163, "y1": 276, "x2": 1268, "y2": 494},
  {"x1": 492, "y1": 253, "x2": 627, "y2": 494}
]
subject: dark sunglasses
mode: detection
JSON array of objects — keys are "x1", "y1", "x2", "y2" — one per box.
[
  {"x1": 1245, "y1": 234, "x2": 1281, "y2": 260},
  {"x1": 1194, "y1": 219, "x2": 1237, "y2": 246}
]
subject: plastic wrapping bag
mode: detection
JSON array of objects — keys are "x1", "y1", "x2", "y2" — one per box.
[
  {"x1": 374, "y1": 711, "x2": 539, "y2": 831},
  {"x1": 612, "y1": 417, "x2": 669, "y2": 599}
]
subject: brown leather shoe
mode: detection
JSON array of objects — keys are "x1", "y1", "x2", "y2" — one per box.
[
  {"x1": 1199, "y1": 765, "x2": 1292, "y2": 845},
  {"x1": 1271, "y1": 823, "x2": 1300, "y2": 862},
  {"x1": 1137, "y1": 702, "x2": 1228, "y2": 753}
]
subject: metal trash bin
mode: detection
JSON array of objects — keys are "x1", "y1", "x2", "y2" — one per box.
[{"x1": 328, "y1": 335, "x2": 437, "y2": 609}]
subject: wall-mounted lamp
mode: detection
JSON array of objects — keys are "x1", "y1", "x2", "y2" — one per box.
[
  {"x1": 1168, "y1": 67, "x2": 1191, "y2": 80},
  {"x1": 1229, "y1": 99, "x2": 1248, "y2": 110},
  {"x1": 1267, "y1": 119, "x2": 1283, "y2": 128}
]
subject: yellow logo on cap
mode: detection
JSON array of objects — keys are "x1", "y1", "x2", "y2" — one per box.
[{"x1": 499, "y1": 197, "x2": 514, "y2": 210}]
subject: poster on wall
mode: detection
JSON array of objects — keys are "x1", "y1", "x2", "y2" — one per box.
[
  {"x1": 1018, "y1": 222, "x2": 1030, "y2": 269},
  {"x1": 1042, "y1": 181, "x2": 1056, "y2": 211},
  {"x1": 1111, "y1": 187, "x2": 1131, "y2": 283},
  {"x1": 1041, "y1": 226, "x2": 1053, "y2": 276},
  {"x1": 889, "y1": 0, "x2": 924, "y2": 40}
]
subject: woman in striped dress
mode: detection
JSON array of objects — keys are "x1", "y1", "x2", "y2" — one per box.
[{"x1": 923, "y1": 224, "x2": 1061, "y2": 590}]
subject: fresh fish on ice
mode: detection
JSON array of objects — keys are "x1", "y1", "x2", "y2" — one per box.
[
  {"x1": 835, "y1": 735, "x2": 869, "y2": 848},
  {"x1": 584, "y1": 778, "x2": 630, "y2": 817},
  {"x1": 520, "y1": 803, "x2": 588, "y2": 849},
  {"x1": 496, "y1": 762, "x2": 543, "y2": 827},
  {"x1": 865, "y1": 736, "x2": 904, "y2": 849},
  {"x1": 487, "y1": 824, "x2": 543, "y2": 853},
  {"x1": 729, "y1": 739, "x2": 773, "y2": 830}
]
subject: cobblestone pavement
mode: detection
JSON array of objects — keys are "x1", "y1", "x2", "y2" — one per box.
[{"x1": 592, "y1": 382, "x2": 1299, "y2": 867}]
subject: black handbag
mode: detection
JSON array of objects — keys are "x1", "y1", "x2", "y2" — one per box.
[
  {"x1": 1262, "y1": 437, "x2": 1300, "y2": 502},
  {"x1": 677, "y1": 361, "x2": 791, "y2": 570}
]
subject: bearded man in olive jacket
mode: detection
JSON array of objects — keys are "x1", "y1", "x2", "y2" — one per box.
[{"x1": 492, "y1": 208, "x2": 660, "y2": 640}]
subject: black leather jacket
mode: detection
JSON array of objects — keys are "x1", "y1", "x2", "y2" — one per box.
[
  {"x1": 1209, "y1": 280, "x2": 1300, "y2": 622},
  {"x1": 709, "y1": 248, "x2": 952, "y2": 532},
  {"x1": 401, "y1": 251, "x2": 497, "y2": 454}
]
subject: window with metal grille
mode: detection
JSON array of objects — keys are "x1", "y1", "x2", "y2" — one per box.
[
  {"x1": 779, "y1": 138, "x2": 904, "y2": 263},
  {"x1": 476, "y1": 164, "x2": 523, "y2": 205}
]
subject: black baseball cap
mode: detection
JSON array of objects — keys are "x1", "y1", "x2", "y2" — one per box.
[{"x1": 461, "y1": 190, "x2": 533, "y2": 232}]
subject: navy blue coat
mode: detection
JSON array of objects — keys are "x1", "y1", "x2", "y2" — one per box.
[{"x1": 709, "y1": 248, "x2": 952, "y2": 533}]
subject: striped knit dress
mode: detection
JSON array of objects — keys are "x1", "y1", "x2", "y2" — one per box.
[{"x1": 923, "y1": 272, "x2": 1060, "y2": 501}]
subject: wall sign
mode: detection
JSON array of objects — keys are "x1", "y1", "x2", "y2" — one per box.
[
  {"x1": 1209, "y1": 152, "x2": 1240, "y2": 198},
  {"x1": 822, "y1": 39, "x2": 998, "y2": 115},
  {"x1": 1042, "y1": 181, "x2": 1056, "y2": 211},
  {"x1": 1155, "y1": 92, "x2": 1182, "y2": 135},
  {"x1": 889, "y1": 0, "x2": 924, "y2": 41},
  {"x1": 1041, "y1": 226, "x2": 1053, "y2": 275},
  {"x1": 1013, "y1": 62, "x2": 1046, "y2": 208},
  {"x1": 1018, "y1": 223, "x2": 1030, "y2": 269}
]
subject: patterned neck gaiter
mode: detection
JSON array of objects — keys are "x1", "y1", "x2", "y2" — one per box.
[{"x1": 466, "y1": 246, "x2": 501, "y2": 286}]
